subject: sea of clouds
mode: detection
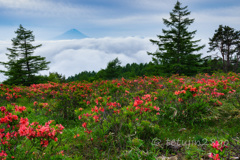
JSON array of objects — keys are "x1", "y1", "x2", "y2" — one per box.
[{"x1": 0, "y1": 37, "x2": 157, "y2": 82}]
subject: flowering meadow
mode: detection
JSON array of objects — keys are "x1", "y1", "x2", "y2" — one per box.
[{"x1": 0, "y1": 72, "x2": 240, "y2": 159}]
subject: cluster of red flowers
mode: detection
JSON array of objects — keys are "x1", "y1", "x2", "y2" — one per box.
[
  {"x1": 209, "y1": 153, "x2": 220, "y2": 160},
  {"x1": 209, "y1": 141, "x2": 228, "y2": 160},
  {"x1": 1, "y1": 72, "x2": 238, "y2": 158},
  {"x1": 211, "y1": 141, "x2": 228, "y2": 151},
  {"x1": 0, "y1": 150, "x2": 7, "y2": 160},
  {"x1": 172, "y1": 75, "x2": 238, "y2": 105},
  {"x1": 14, "y1": 105, "x2": 26, "y2": 113},
  {"x1": 81, "y1": 122, "x2": 92, "y2": 135},
  {"x1": 91, "y1": 106, "x2": 104, "y2": 113},
  {"x1": 174, "y1": 85, "x2": 199, "y2": 100},
  {"x1": 174, "y1": 90, "x2": 186, "y2": 95},
  {"x1": 0, "y1": 105, "x2": 64, "y2": 158},
  {"x1": 211, "y1": 88, "x2": 225, "y2": 97}
]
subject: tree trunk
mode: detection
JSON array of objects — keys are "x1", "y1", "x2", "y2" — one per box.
[{"x1": 220, "y1": 43, "x2": 226, "y2": 72}]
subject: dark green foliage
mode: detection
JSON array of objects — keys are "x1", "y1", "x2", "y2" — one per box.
[
  {"x1": 105, "y1": 57, "x2": 122, "y2": 79},
  {"x1": 66, "y1": 61, "x2": 159, "y2": 82},
  {"x1": 208, "y1": 25, "x2": 240, "y2": 72},
  {"x1": 148, "y1": 1, "x2": 205, "y2": 76},
  {"x1": 67, "y1": 71, "x2": 96, "y2": 82},
  {"x1": 95, "y1": 57, "x2": 122, "y2": 80},
  {"x1": 66, "y1": 58, "x2": 159, "y2": 82},
  {"x1": 47, "y1": 72, "x2": 66, "y2": 83},
  {"x1": 0, "y1": 25, "x2": 50, "y2": 85},
  {"x1": 25, "y1": 72, "x2": 66, "y2": 84},
  {"x1": 201, "y1": 56, "x2": 224, "y2": 74},
  {"x1": 120, "y1": 62, "x2": 155, "y2": 78}
]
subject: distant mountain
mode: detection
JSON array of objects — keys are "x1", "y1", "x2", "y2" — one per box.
[{"x1": 53, "y1": 29, "x2": 88, "y2": 40}]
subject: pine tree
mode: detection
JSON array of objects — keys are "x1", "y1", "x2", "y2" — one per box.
[
  {"x1": 148, "y1": 1, "x2": 205, "y2": 76},
  {"x1": 0, "y1": 25, "x2": 50, "y2": 85},
  {"x1": 105, "y1": 57, "x2": 121, "y2": 79},
  {"x1": 208, "y1": 25, "x2": 240, "y2": 72}
]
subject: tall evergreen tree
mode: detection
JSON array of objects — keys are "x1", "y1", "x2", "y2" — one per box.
[
  {"x1": 148, "y1": 1, "x2": 205, "y2": 75},
  {"x1": 105, "y1": 57, "x2": 121, "y2": 79},
  {"x1": 208, "y1": 25, "x2": 240, "y2": 72},
  {"x1": 0, "y1": 25, "x2": 50, "y2": 85}
]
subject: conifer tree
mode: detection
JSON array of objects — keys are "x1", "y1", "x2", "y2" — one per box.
[
  {"x1": 105, "y1": 57, "x2": 121, "y2": 79},
  {"x1": 148, "y1": 1, "x2": 205, "y2": 75},
  {"x1": 208, "y1": 25, "x2": 240, "y2": 72},
  {"x1": 0, "y1": 25, "x2": 50, "y2": 85}
]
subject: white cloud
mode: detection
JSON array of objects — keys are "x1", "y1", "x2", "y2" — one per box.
[
  {"x1": 38, "y1": 37, "x2": 155, "y2": 77},
  {"x1": 0, "y1": 37, "x2": 156, "y2": 82}
]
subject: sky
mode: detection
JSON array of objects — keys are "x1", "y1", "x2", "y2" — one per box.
[{"x1": 0, "y1": 0, "x2": 240, "y2": 81}]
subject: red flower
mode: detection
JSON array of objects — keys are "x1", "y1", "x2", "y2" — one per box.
[
  {"x1": 211, "y1": 140, "x2": 227, "y2": 151},
  {"x1": 178, "y1": 98, "x2": 183, "y2": 102},
  {"x1": 33, "y1": 101, "x2": 38, "y2": 106},
  {"x1": 153, "y1": 106, "x2": 160, "y2": 111},
  {"x1": 144, "y1": 108, "x2": 150, "y2": 112},
  {"x1": 99, "y1": 107, "x2": 104, "y2": 112},
  {"x1": 82, "y1": 122, "x2": 87, "y2": 128},
  {"x1": 92, "y1": 106, "x2": 98, "y2": 113},
  {"x1": 175, "y1": 91, "x2": 180, "y2": 95},
  {"x1": 209, "y1": 153, "x2": 220, "y2": 160},
  {"x1": 83, "y1": 113, "x2": 92, "y2": 117},
  {"x1": 134, "y1": 99, "x2": 143, "y2": 107},
  {"x1": 93, "y1": 115, "x2": 99, "y2": 122},
  {"x1": 0, "y1": 106, "x2": 6, "y2": 113},
  {"x1": 190, "y1": 87, "x2": 197, "y2": 92},
  {"x1": 41, "y1": 139, "x2": 49, "y2": 147},
  {"x1": 84, "y1": 130, "x2": 92, "y2": 134},
  {"x1": 212, "y1": 141, "x2": 220, "y2": 149},
  {"x1": 0, "y1": 150, "x2": 7, "y2": 159},
  {"x1": 56, "y1": 124, "x2": 64, "y2": 131},
  {"x1": 19, "y1": 117, "x2": 29, "y2": 126}
]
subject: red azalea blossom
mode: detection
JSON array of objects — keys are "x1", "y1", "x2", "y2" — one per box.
[
  {"x1": 0, "y1": 150, "x2": 7, "y2": 159},
  {"x1": 41, "y1": 139, "x2": 49, "y2": 147},
  {"x1": 82, "y1": 122, "x2": 87, "y2": 128},
  {"x1": 33, "y1": 101, "x2": 38, "y2": 106},
  {"x1": 209, "y1": 153, "x2": 220, "y2": 160},
  {"x1": 211, "y1": 141, "x2": 227, "y2": 151},
  {"x1": 93, "y1": 115, "x2": 99, "y2": 122},
  {"x1": 153, "y1": 106, "x2": 160, "y2": 111}
]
